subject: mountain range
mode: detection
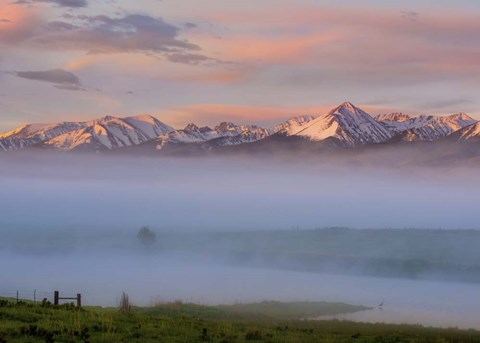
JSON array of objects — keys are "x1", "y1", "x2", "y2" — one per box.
[{"x1": 1, "y1": 102, "x2": 479, "y2": 154}]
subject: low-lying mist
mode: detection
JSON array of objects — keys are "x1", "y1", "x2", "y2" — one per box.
[
  {"x1": 1, "y1": 151, "x2": 480, "y2": 328},
  {"x1": 0, "y1": 151, "x2": 478, "y2": 231}
]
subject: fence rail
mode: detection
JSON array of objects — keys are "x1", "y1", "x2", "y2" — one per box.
[{"x1": 0, "y1": 289, "x2": 82, "y2": 307}]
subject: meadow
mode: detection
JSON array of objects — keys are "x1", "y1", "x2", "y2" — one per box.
[{"x1": 2, "y1": 298, "x2": 480, "y2": 343}]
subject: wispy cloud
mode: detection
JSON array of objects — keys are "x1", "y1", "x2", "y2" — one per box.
[
  {"x1": 0, "y1": 3, "x2": 40, "y2": 44},
  {"x1": 401, "y1": 10, "x2": 419, "y2": 22},
  {"x1": 0, "y1": 10, "x2": 216, "y2": 65},
  {"x1": 198, "y1": 5, "x2": 480, "y2": 74},
  {"x1": 415, "y1": 98, "x2": 474, "y2": 112},
  {"x1": 14, "y1": 0, "x2": 88, "y2": 8},
  {"x1": 165, "y1": 53, "x2": 210, "y2": 65},
  {"x1": 183, "y1": 22, "x2": 197, "y2": 29},
  {"x1": 13, "y1": 69, "x2": 85, "y2": 91},
  {"x1": 42, "y1": 14, "x2": 199, "y2": 54}
]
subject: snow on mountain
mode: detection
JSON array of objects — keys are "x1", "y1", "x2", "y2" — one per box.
[
  {"x1": 44, "y1": 115, "x2": 174, "y2": 151},
  {"x1": 44, "y1": 124, "x2": 114, "y2": 151},
  {"x1": 374, "y1": 113, "x2": 413, "y2": 132},
  {"x1": 375, "y1": 113, "x2": 412, "y2": 122},
  {"x1": 450, "y1": 122, "x2": 480, "y2": 143},
  {"x1": 0, "y1": 122, "x2": 87, "y2": 150},
  {"x1": 156, "y1": 123, "x2": 220, "y2": 146},
  {"x1": 123, "y1": 114, "x2": 174, "y2": 139},
  {"x1": 1, "y1": 105, "x2": 478, "y2": 153},
  {"x1": 290, "y1": 102, "x2": 393, "y2": 147},
  {"x1": 154, "y1": 122, "x2": 270, "y2": 150},
  {"x1": 0, "y1": 115, "x2": 174, "y2": 151},
  {"x1": 0, "y1": 138, "x2": 20, "y2": 151},
  {"x1": 376, "y1": 112, "x2": 477, "y2": 141},
  {"x1": 271, "y1": 115, "x2": 317, "y2": 135},
  {"x1": 209, "y1": 125, "x2": 270, "y2": 147}
]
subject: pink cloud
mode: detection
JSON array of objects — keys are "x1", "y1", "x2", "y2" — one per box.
[
  {"x1": 195, "y1": 5, "x2": 480, "y2": 77},
  {"x1": 205, "y1": 33, "x2": 344, "y2": 64},
  {"x1": 0, "y1": 1, "x2": 41, "y2": 44}
]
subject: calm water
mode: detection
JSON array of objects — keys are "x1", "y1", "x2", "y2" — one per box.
[{"x1": 2, "y1": 252, "x2": 480, "y2": 329}]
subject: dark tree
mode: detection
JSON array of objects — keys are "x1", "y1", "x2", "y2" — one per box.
[{"x1": 137, "y1": 226, "x2": 156, "y2": 245}]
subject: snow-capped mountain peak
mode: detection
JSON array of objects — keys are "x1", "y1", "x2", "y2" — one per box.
[
  {"x1": 376, "y1": 111, "x2": 478, "y2": 142},
  {"x1": 123, "y1": 114, "x2": 174, "y2": 139},
  {"x1": 445, "y1": 113, "x2": 476, "y2": 127},
  {"x1": 375, "y1": 113, "x2": 412, "y2": 123},
  {"x1": 183, "y1": 123, "x2": 201, "y2": 132},
  {"x1": 291, "y1": 102, "x2": 393, "y2": 147},
  {"x1": 450, "y1": 122, "x2": 480, "y2": 143},
  {"x1": 154, "y1": 121, "x2": 270, "y2": 149},
  {"x1": 271, "y1": 115, "x2": 317, "y2": 135},
  {"x1": 0, "y1": 114, "x2": 174, "y2": 151},
  {"x1": 99, "y1": 115, "x2": 116, "y2": 121},
  {"x1": 448, "y1": 112, "x2": 474, "y2": 120},
  {"x1": 215, "y1": 122, "x2": 238, "y2": 133},
  {"x1": 1, "y1": 104, "x2": 478, "y2": 153},
  {"x1": 0, "y1": 121, "x2": 87, "y2": 150},
  {"x1": 329, "y1": 101, "x2": 362, "y2": 117}
]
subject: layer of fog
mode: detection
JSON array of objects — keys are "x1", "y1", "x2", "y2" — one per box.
[
  {"x1": 2, "y1": 152, "x2": 480, "y2": 329},
  {"x1": 0, "y1": 152, "x2": 479, "y2": 231}
]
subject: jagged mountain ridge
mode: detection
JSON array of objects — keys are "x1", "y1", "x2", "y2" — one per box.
[
  {"x1": 448, "y1": 122, "x2": 480, "y2": 143},
  {"x1": 154, "y1": 122, "x2": 270, "y2": 151},
  {"x1": 0, "y1": 115, "x2": 174, "y2": 152},
  {"x1": 0, "y1": 122, "x2": 87, "y2": 150},
  {"x1": 45, "y1": 115, "x2": 175, "y2": 151},
  {"x1": 270, "y1": 115, "x2": 317, "y2": 135},
  {"x1": 1, "y1": 102, "x2": 479, "y2": 152},
  {"x1": 376, "y1": 112, "x2": 477, "y2": 142}
]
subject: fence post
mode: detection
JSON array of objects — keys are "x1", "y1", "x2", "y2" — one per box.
[
  {"x1": 34, "y1": 290, "x2": 36, "y2": 304},
  {"x1": 54, "y1": 291, "x2": 59, "y2": 306},
  {"x1": 77, "y1": 294, "x2": 81, "y2": 308},
  {"x1": 16, "y1": 290, "x2": 19, "y2": 303}
]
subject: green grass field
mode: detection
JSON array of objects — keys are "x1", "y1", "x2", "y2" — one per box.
[{"x1": 1, "y1": 298, "x2": 480, "y2": 342}]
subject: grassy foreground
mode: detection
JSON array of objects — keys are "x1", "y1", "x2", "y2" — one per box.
[{"x1": 1, "y1": 299, "x2": 480, "y2": 343}]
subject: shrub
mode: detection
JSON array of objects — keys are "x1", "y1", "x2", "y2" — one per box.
[
  {"x1": 137, "y1": 226, "x2": 156, "y2": 246},
  {"x1": 119, "y1": 292, "x2": 132, "y2": 313}
]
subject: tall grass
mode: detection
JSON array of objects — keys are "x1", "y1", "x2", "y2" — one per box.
[{"x1": 1, "y1": 298, "x2": 480, "y2": 342}]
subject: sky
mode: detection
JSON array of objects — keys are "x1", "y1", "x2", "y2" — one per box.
[{"x1": 1, "y1": 0, "x2": 480, "y2": 131}]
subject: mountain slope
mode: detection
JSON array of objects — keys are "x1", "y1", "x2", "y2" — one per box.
[
  {"x1": 448, "y1": 122, "x2": 480, "y2": 143},
  {"x1": 1, "y1": 103, "x2": 479, "y2": 154},
  {"x1": 0, "y1": 115, "x2": 173, "y2": 152},
  {"x1": 0, "y1": 122, "x2": 87, "y2": 151},
  {"x1": 271, "y1": 115, "x2": 317, "y2": 135},
  {"x1": 377, "y1": 113, "x2": 477, "y2": 142},
  {"x1": 154, "y1": 122, "x2": 270, "y2": 150},
  {"x1": 44, "y1": 124, "x2": 115, "y2": 151},
  {"x1": 123, "y1": 115, "x2": 174, "y2": 139},
  {"x1": 290, "y1": 102, "x2": 393, "y2": 147},
  {"x1": 42, "y1": 115, "x2": 174, "y2": 151},
  {"x1": 374, "y1": 113, "x2": 413, "y2": 132}
]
